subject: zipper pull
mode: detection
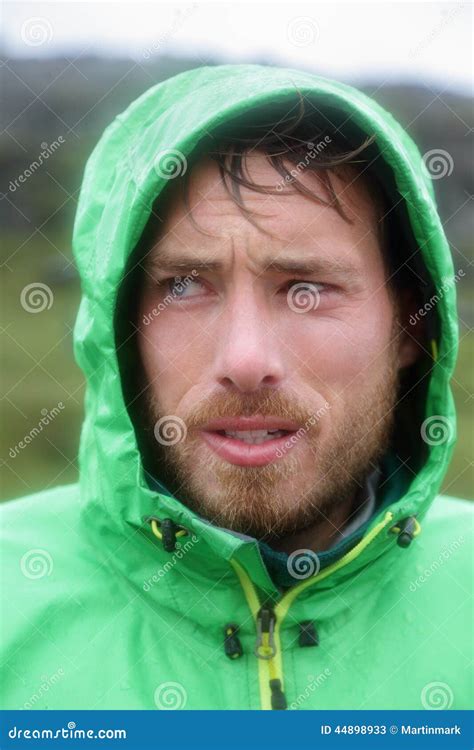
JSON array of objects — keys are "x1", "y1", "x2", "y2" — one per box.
[
  {"x1": 270, "y1": 678, "x2": 287, "y2": 710},
  {"x1": 255, "y1": 605, "x2": 277, "y2": 659}
]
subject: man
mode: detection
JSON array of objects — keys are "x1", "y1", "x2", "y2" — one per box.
[{"x1": 1, "y1": 64, "x2": 472, "y2": 711}]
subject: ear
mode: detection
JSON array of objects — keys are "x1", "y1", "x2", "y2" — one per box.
[{"x1": 395, "y1": 287, "x2": 426, "y2": 369}]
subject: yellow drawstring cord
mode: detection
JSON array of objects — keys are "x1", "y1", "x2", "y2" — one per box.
[
  {"x1": 431, "y1": 338, "x2": 438, "y2": 361},
  {"x1": 389, "y1": 517, "x2": 422, "y2": 537},
  {"x1": 150, "y1": 518, "x2": 188, "y2": 541}
]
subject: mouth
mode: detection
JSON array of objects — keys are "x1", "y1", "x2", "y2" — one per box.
[{"x1": 200, "y1": 417, "x2": 301, "y2": 467}]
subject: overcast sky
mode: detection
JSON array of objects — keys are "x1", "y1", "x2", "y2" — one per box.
[{"x1": 2, "y1": 0, "x2": 472, "y2": 93}]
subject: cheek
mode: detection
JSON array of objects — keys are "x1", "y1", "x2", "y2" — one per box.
[
  {"x1": 285, "y1": 301, "x2": 395, "y2": 389},
  {"x1": 137, "y1": 307, "x2": 214, "y2": 408}
]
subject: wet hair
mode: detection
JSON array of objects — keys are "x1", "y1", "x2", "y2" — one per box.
[{"x1": 145, "y1": 91, "x2": 425, "y2": 303}]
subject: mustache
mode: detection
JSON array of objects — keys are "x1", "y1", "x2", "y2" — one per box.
[{"x1": 150, "y1": 388, "x2": 320, "y2": 432}]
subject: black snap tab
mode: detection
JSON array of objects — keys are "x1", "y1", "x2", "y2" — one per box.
[
  {"x1": 298, "y1": 620, "x2": 319, "y2": 647},
  {"x1": 223, "y1": 623, "x2": 243, "y2": 660}
]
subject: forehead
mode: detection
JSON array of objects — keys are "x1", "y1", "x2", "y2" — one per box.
[{"x1": 150, "y1": 151, "x2": 382, "y2": 268}]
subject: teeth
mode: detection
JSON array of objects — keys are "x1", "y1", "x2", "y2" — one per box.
[{"x1": 223, "y1": 429, "x2": 286, "y2": 444}]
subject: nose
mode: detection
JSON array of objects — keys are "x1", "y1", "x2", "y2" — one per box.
[{"x1": 213, "y1": 291, "x2": 286, "y2": 393}]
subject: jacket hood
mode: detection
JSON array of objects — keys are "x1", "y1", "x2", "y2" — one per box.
[{"x1": 72, "y1": 63, "x2": 458, "y2": 596}]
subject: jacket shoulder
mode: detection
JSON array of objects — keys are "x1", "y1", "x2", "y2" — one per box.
[
  {"x1": 2, "y1": 481, "x2": 80, "y2": 517},
  {"x1": 423, "y1": 493, "x2": 473, "y2": 529}
]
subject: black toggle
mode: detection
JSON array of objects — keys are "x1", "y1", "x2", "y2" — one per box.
[
  {"x1": 270, "y1": 678, "x2": 287, "y2": 710},
  {"x1": 223, "y1": 623, "x2": 243, "y2": 659},
  {"x1": 396, "y1": 516, "x2": 417, "y2": 548},
  {"x1": 161, "y1": 518, "x2": 179, "y2": 552},
  {"x1": 298, "y1": 620, "x2": 319, "y2": 647}
]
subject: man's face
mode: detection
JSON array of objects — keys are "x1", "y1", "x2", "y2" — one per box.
[{"x1": 136, "y1": 152, "x2": 415, "y2": 540}]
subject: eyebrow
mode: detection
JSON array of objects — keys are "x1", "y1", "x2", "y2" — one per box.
[{"x1": 145, "y1": 248, "x2": 360, "y2": 281}]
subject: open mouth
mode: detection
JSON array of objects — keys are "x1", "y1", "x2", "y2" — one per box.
[
  {"x1": 215, "y1": 429, "x2": 291, "y2": 444},
  {"x1": 200, "y1": 419, "x2": 301, "y2": 466}
]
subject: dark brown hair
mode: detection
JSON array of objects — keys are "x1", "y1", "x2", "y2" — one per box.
[{"x1": 151, "y1": 91, "x2": 421, "y2": 298}]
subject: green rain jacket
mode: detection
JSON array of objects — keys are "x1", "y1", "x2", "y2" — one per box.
[{"x1": 1, "y1": 64, "x2": 472, "y2": 711}]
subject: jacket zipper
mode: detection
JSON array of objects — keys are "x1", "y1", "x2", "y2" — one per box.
[
  {"x1": 230, "y1": 510, "x2": 395, "y2": 710},
  {"x1": 255, "y1": 604, "x2": 287, "y2": 709}
]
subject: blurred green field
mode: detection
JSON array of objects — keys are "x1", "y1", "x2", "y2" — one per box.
[
  {"x1": 1, "y1": 57, "x2": 472, "y2": 503},
  {"x1": 1, "y1": 235, "x2": 472, "y2": 502}
]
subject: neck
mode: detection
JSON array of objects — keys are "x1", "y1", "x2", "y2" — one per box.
[{"x1": 269, "y1": 491, "x2": 357, "y2": 555}]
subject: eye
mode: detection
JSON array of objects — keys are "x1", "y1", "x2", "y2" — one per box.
[
  {"x1": 284, "y1": 280, "x2": 326, "y2": 311},
  {"x1": 285, "y1": 280, "x2": 325, "y2": 293},
  {"x1": 166, "y1": 275, "x2": 205, "y2": 298}
]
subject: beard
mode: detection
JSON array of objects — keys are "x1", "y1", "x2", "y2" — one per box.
[{"x1": 138, "y1": 328, "x2": 401, "y2": 543}]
